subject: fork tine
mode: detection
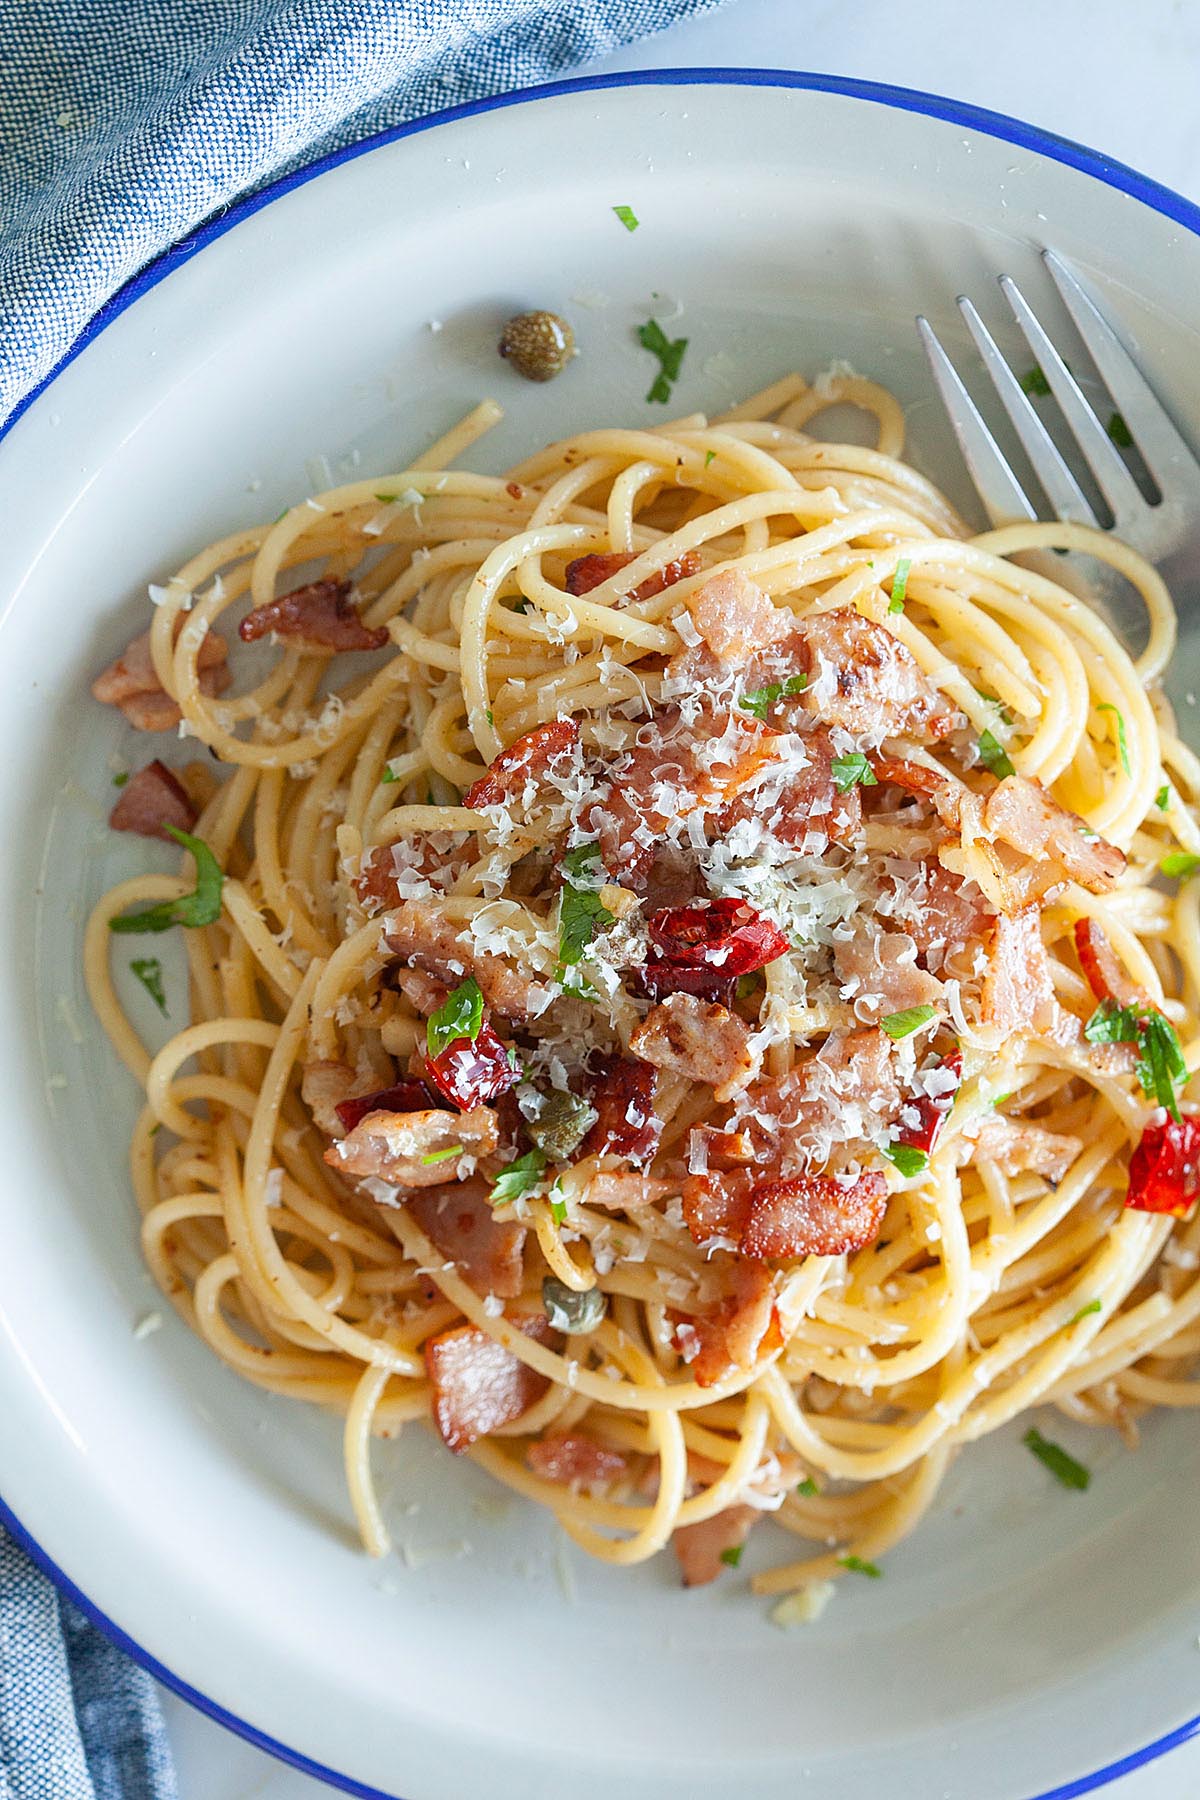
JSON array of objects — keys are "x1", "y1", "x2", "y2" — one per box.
[
  {"x1": 1042, "y1": 248, "x2": 1199, "y2": 491},
  {"x1": 915, "y1": 316, "x2": 1036, "y2": 528},
  {"x1": 999, "y1": 274, "x2": 1146, "y2": 531},
  {"x1": 956, "y1": 297, "x2": 1098, "y2": 527}
]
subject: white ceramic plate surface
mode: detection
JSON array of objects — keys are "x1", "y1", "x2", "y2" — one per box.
[{"x1": 2, "y1": 70, "x2": 1200, "y2": 1800}]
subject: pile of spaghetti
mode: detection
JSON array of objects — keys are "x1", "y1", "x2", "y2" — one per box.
[{"x1": 85, "y1": 373, "x2": 1200, "y2": 1610}]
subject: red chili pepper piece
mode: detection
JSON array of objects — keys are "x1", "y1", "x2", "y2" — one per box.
[
  {"x1": 463, "y1": 719, "x2": 580, "y2": 809},
  {"x1": 1126, "y1": 1114, "x2": 1200, "y2": 1215},
  {"x1": 424, "y1": 1020, "x2": 518, "y2": 1111},
  {"x1": 647, "y1": 898, "x2": 789, "y2": 977},
  {"x1": 897, "y1": 1049, "x2": 963, "y2": 1157},
  {"x1": 334, "y1": 1078, "x2": 439, "y2": 1133},
  {"x1": 634, "y1": 960, "x2": 736, "y2": 1006},
  {"x1": 580, "y1": 1053, "x2": 662, "y2": 1164}
]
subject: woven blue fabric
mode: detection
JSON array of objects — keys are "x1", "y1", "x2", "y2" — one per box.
[{"x1": 0, "y1": 0, "x2": 727, "y2": 426}]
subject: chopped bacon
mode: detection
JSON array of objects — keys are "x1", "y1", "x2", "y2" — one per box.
[
  {"x1": 108, "y1": 760, "x2": 197, "y2": 841},
  {"x1": 868, "y1": 754, "x2": 965, "y2": 829},
  {"x1": 326, "y1": 1104, "x2": 498, "y2": 1187},
  {"x1": 1126, "y1": 1115, "x2": 1200, "y2": 1215},
  {"x1": 334, "y1": 1078, "x2": 437, "y2": 1133},
  {"x1": 964, "y1": 1119, "x2": 1082, "y2": 1184},
  {"x1": 354, "y1": 840, "x2": 470, "y2": 915},
  {"x1": 648, "y1": 898, "x2": 789, "y2": 976},
  {"x1": 629, "y1": 993, "x2": 757, "y2": 1101},
  {"x1": 425, "y1": 1315, "x2": 556, "y2": 1452},
  {"x1": 238, "y1": 577, "x2": 389, "y2": 652},
  {"x1": 583, "y1": 1172, "x2": 674, "y2": 1209},
  {"x1": 832, "y1": 924, "x2": 944, "y2": 1020},
  {"x1": 424, "y1": 1019, "x2": 518, "y2": 1111},
  {"x1": 406, "y1": 1178, "x2": 526, "y2": 1298},
  {"x1": 731, "y1": 1030, "x2": 903, "y2": 1173},
  {"x1": 92, "y1": 621, "x2": 230, "y2": 732},
  {"x1": 392, "y1": 967, "x2": 450, "y2": 1017},
  {"x1": 463, "y1": 719, "x2": 580, "y2": 809},
  {"x1": 982, "y1": 776, "x2": 1124, "y2": 895},
  {"x1": 672, "y1": 1504, "x2": 758, "y2": 1586},
  {"x1": 580, "y1": 1055, "x2": 661, "y2": 1164},
  {"x1": 680, "y1": 1169, "x2": 751, "y2": 1248},
  {"x1": 639, "y1": 847, "x2": 708, "y2": 912},
  {"x1": 684, "y1": 569, "x2": 787, "y2": 661},
  {"x1": 685, "y1": 1169, "x2": 888, "y2": 1260},
  {"x1": 718, "y1": 726, "x2": 863, "y2": 849},
  {"x1": 791, "y1": 608, "x2": 965, "y2": 742},
  {"x1": 384, "y1": 899, "x2": 553, "y2": 1020},
  {"x1": 898, "y1": 862, "x2": 994, "y2": 968},
  {"x1": 565, "y1": 549, "x2": 700, "y2": 602},
  {"x1": 896, "y1": 1049, "x2": 962, "y2": 1156},
  {"x1": 688, "y1": 1261, "x2": 781, "y2": 1387},
  {"x1": 301, "y1": 1060, "x2": 357, "y2": 1137},
  {"x1": 1074, "y1": 917, "x2": 1150, "y2": 1010},
  {"x1": 980, "y1": 907, "x2": 1073, "y2": 1042},
  {"x1": 526, "y1": 1432, "x2": 628, "y2": 1486}
]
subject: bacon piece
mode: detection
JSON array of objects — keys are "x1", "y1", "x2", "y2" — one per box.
[
  {"x1": 92, "y1": 622, "x2": 230, "y2": 732},
  {"x1": 393, "y1": 967, "x2": 450, "y2": 1017},
  {"x1": 108, "y1": 760, "x2": 197, "y2": 841},
  {"x1": 680, "y1": 1170, "x2": 752, "y2": 1247},
  {"x1": 867, "y1": 754, "x2": 966, "y2": 829},
  {"x1": 326, "y1": 1105, "x2": 498, "y2": 1187},
  {"x1": 648, "y1": 898, "x2": 789, "y2": 976},
  {"x1": 301, "y1": 1060, "x2": 357, "y2": 1137},
  {"x1": 463, "y1": 719, "x2": 580, "y2": 810},
  {"x1": 581, "y1": 1054, "x2": 661, "y2": 1164},
  {"x1": 732, "y1": 1030, "x2": 903, "y2": 1172},
  {"x1": 384, "y1": 899, "x2": 553, "y2": 1020},
  {"x1": 898, "y1": 862, "x2": 993, "y2": 967},
  {"x1": 238, "y1": 577, "x2": 388, "y2": 652},
  {"x1": 791, "y1": 608, "x2": 965, "y2": 742},
  {"x1": 424, "y1": 1019, "x2": 518, "y2": 1111},
  {"x1": 980, "y1": 907, "x2": 1073, "y2": 1041},
  {"x1": 583, "y1": 1172, "x2": 674, "y2": 1209},
  {"x1": 1074, "y1": 917, "x2": 1150, "y2": 1009},
  {"x1": 526, "y1": 1432, "x2": 627, "y2": 1486},
  {"x1": 683, "y1": 1169, "x2": 888, "y2": 1260},
  {"x1": 718, "y1": 726, "x2": 863, "y2": 850},
  {"x1": 629, "y1": 993, "x2": 757, "y2": 1101},
  {"x1": 565, "y1": 549, "x2": 700, "y2": 602},
  {"x1": 335, "y1": 1078, "x2": 437, "y2": 1133},
  {"x1": 965, "y1": 1119, "x2": 1082, "y2": 1184},
  {"x1": 354, "y1": 841, "x2": 470, "y2": 915},
  {"x1": 424, "y1": 1315, "x2": 556, "y2": 1452},
  {"x1": 896, "y1": 1049, "x2": 962, "y2": 1157},
  {"x1": 639, "y1": 847, "x2": 708, "y2": 912},
  {"x1": 689, "y1": 1261, "x2": 781, "y2": 1387},
  {"x1": 406, "y1": 1178, "x2": 526, "y2": 1298},
  {"x1": 673, "y1": 1504, "x2": 758, "y2": 1587},
  {"x1": 684, "y1": 569, "x2": 787, "y2": 661},
  {"x1": 1126, "y1": 1115, "x2": 1200, "y2": 1215},
  {"x1": 982, "y1": 776, "x2": 1124, "y2": 895},
  {"x1": 832, "y1": 925, "x2": 944, "y2": 1021}
]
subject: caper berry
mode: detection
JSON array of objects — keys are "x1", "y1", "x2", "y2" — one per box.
[
  {"x1": 543, "y1": 1276, "x2": 606, "y2": 1335},
  {"x1": 527, "y1": 1088, "x2": 598, "y2": 1161},
  {"x1": 498, "y1": 310, "x2": 575, "y2": 382}
]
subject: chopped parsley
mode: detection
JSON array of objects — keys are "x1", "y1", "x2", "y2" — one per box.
[
  {"x1": 1023, "y1": 1427, "x2": 1090, "y2": 1491},
  {"x1": 830, "y1": 752, "x2": 878, "y2": 792},
  {"x1": 637, "y1": 318, "x2": 688, "y2": 405},
  {"x1": 130, "y1": 958, "x2": 167, "y2": 1015},
  {"x1": 549, "y1": 1179, "x2": 568, "y2": 1226},
  {"x1": 1067, "y1": 1298, "x2": 1102, "y2": 1327},
  {"x1": 977, "y1": 729, "x2": 1016, "y2": 780},
  {"x1": 888, "y1": 557, "x2": 911, "y2": 615},
  {"x1": 421, "y1": 1145, "x2": 463, "y2": 1166},
  {"x1": 885, "y1": 1144, "x2": 928, "y2": 1178},
  {"x1": 612, "y1": 204, "x2": 639, "y2": 232},
  {"x1": 1155, "y1": 784, "x2": 1172, "y2": 811},
  {"x1": 1020, "y1": 365, "x2": 1051, "y2": 396},
  {"x1": 380, "y1": 765, "x2": 400, "y2": 784},
  {"x1": 719, "y1": 1545, "x2": 744, "y2": 1569},
  {"x1": 112, "y1": 772, "x2": 129, "y2": 787},
  {"x1": 838, "y1": 1554, "x2": 882, "y2": 1578},
  {"x1": 557, "y1": 842, "x2": 615, "y2": 976},
  {"x1": 374, "y1": 492, "x2": 399, "y2": 504},
  {"x1": 1107, "y1": 411, "x2": 1133, "y2": 448},
  {"x1": 796, "y1": 1476, "x2": 820, "y2": 1498},
  {"x1": 974, "y1": 687, "x2": 1013, "y2": 725},
  {"x1": 109, "y1": 828, "x2": 224, "y2": 934},
  {"x1": 485, "y1": 708, "x2": 495, "y2": 726},
  {"x1": 1096, "y1": 702, "x2": 1130, "y2": 775},
  {"x1": 704, "y1": 449, "x2": 716, "y2": 467},
  {"x1": 426, "y1": 976, "x2": 484, "y2": 1059},
  {"x1": 735, "y1": 971, "x2": 763, "y2": 1002},
  {"x1": 739, "y1": 673, "x2": 807, "y2": 720},
  {"x1": 1161, "y1": 851, "x2": 1200, "y2": 879},
  {"x1": 881, "y1": 1004, "x2": 937, "y2": 1041},
  {"x1": 490, "y1": 1148, "x2": 547, "y2": 1206},
  {"x1": 1084, "y1": 998, "x2": 1187, "y2": 1121}
]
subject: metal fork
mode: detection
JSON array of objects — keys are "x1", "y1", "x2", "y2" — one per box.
[{"x1": 916, "y1": 250, "x2": 1200, "y2": 649}]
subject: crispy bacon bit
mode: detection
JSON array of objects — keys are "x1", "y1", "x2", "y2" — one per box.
[
  {"x1": 565, "y1": 549, "x2": 701, "y2": 602},
  {"x1": 425, "y1": 1315, "x2": 556, "y2": 1452},
  {"x1": 92, "y1": 622, "x2": 230, "y2": 732},
  {"x1": 744, "y1": 1172, "x2": 888, "y2": 1260},
  {"x1": 334, "y1": 1078, "x2": 436, "y2": 1133},
  {"x1": 648, "y1": 898, "x2": 789, "y2": 976},
  {"x1": 1126, "y1": 1115, "x2": 1200, "y2": 1215},
  {"x1": 581, "y1": 1054, "x2": 661, "y2": 1164},
  {"x1": 982, "y1": 776, "x2": 1125, "y2": 894},
  {"x1": 463, "y1": 718, "x2": 580, "y2": 809},
  {"x1": 393, "y1": 967, "x2": 450, "y2": 1017},
  {"x1": 406, "y1": 1178, "x2": 526, "y2": 1297},
  {"x1": 965, "y1": 1119, "x2": 1082, "y2": 1183},
  {"x1": 980, "y1": 907, "x2": 1072, "y2": 1041},
  {"x1": 424, "y1": 1019, "x2": 517, "y2": 1111},
  {"x1": 108, "y1": 760, "x2": 197, "y2": 841},
  {"x1": 868, "y1": 754, "x2": 965, "y2": 829},
  {"x1": 899, "y1": 863, "x2": 994, "y2": 967},
  {"x1": 689, "y1": 1261, "x2": 781, "y2": 1387},
  {"x1": 673, "y1": 1504, "x2": 758, "y2": 1586},
  {"x1": 719, "y1": 726, "x2": 863, "y2": 849},
  {"x1": 301, "y1": 1060, "x2": 357, "y2": 1137},
  {"x1": 238, "y1": 577, "x2": 389, "y2": 652},
  {"x1": 354, "y1": 841, "x2": 469, "y2": 915},
  {"x1": 732, "y1": 1030, "x2": 903, "y2": 1173},
  {"x1": 384, "y1": 899, "x2": 552, "y2": 1019},
  {"x1": 583, "y1": 1172, "x2": 674, "y2": 1209},
  {"x1": 629, "y1": 993, "x2": 757, "y2": 1101},
  {"x1": 897, "y1": 1049, "x2": 962, "y2": 1156},
  {"x1": 832, "y1": 925, "x2": 944, "y2": 1020},
  {"x1": 1074, "y1": 917, "x2": 1150, "y2": 1009},
  {"x1": 526, "y1": 1432, "x2": 628, "y2": 1486},
  {"x1": 792, "y1": 608, "x2": 965, "y2": 742},
  {"x1": 684, "y1": 569, "x2": 787, "y2": 660},
  {"x1": 327, "y1": 1105, "x2": 498, "y2": 1187}
]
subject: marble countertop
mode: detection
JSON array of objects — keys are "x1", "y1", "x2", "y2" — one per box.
[{"x1": 160, "y1": 2, "x2": 1200, "y2": 1794}]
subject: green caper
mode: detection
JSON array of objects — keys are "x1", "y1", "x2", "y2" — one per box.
[
  {"x1": 498, "y1": 310, "x2": 575, "y2": 382},
  {"x1": 527, "y1": 1088, "x2": 598, "y2": 1161},
  {"x1": 543, "y1": 1276, "x2": 606, "y2": 1335}
]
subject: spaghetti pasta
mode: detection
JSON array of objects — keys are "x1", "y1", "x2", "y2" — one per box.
[{"x1": 85, "y1": 372, "x2": 1200, "y2": 1606}]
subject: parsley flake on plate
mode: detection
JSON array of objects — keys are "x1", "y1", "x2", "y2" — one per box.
[
  {"x1": 1066, "y1": 1298, "x2": 1102, "y2": 1327},
  {"x1": 637, "y1": 318, "x2": 688, "y2": 405},
  {"x1": 719, "y1": 1545, "x2": 744, "y2": 1569},
  {"x1": 109, "y1": 827, "x2": 224, "y2": 934},
  {"x1": 130, "y1": 958, "x2": 168, "y2": 1015},
  {"x1": 838, "y1": 1554, "x2": 882, "y2": 1578},
  {"x1": 612, "y1": 204, "x2": 639, "y2": 232},
  {"x1": 1020, "y1": 365, "x2": 1051, "y2": 396},
  {"x1": 1155, "y1": 783, "x2": 1172, "y2": 811},
  {"x1": 1023, "y1": 1427, "x2": 1090, "y2": 1491},
  {"x1": 1107, "y1": 411, "x2": 1133, "y2": 447}
]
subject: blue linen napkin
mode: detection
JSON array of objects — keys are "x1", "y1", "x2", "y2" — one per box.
[
  {"x1": 0, "y1": 0, "x2": 727, "y2": 429},
  {"x1": 0, "y1": 1, "x2": 727, "y2": 1791}
]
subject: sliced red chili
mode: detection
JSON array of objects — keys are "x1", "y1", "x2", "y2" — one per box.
[
  {"x1": 647, "y1": 898, "x2": 789, "y2": 977},
  {"x1": 1126, "y1": 1114, "x2": 1200, "y2": 1215},
  {"x1": 334, "y1": 1078, "x2": 439, "y2": 1132},
  {"x1": 463, "y1": 719, "x2": 580, "y2": 809},
  {"x1": 580, "y1": 1053, "x2": 661, "y2": 1164},
  {"x1": 424, "y1": 1020, "x2": 518, "y2": 1111},
  {"x1": 896, "y1": 1048, "x2": 963, "y2": 1157},
  {"x1": 634, "y1": 959, "x2": 736, "y2": 1006},
  {"x1": 1074, "y1": 917, "x2": 1149, "y2": 1010}
]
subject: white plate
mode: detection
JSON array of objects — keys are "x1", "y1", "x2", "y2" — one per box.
[{"x1": 2, "y1": 70, "x2": 1200, "y2": 1800}]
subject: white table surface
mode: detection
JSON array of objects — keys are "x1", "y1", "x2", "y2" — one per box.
[{"x1": 158, "y1": 2, "x2": 1200, "y2": 1795}]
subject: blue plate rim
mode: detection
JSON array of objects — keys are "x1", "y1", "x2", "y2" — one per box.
[{"x1": 4, "y1": 62, "x2": 1200, "y2": 1800}]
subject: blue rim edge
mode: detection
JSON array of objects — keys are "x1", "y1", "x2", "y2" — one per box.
[{"x1": 4, "y1": 62, "x2": 1200, "y2": 1800}]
